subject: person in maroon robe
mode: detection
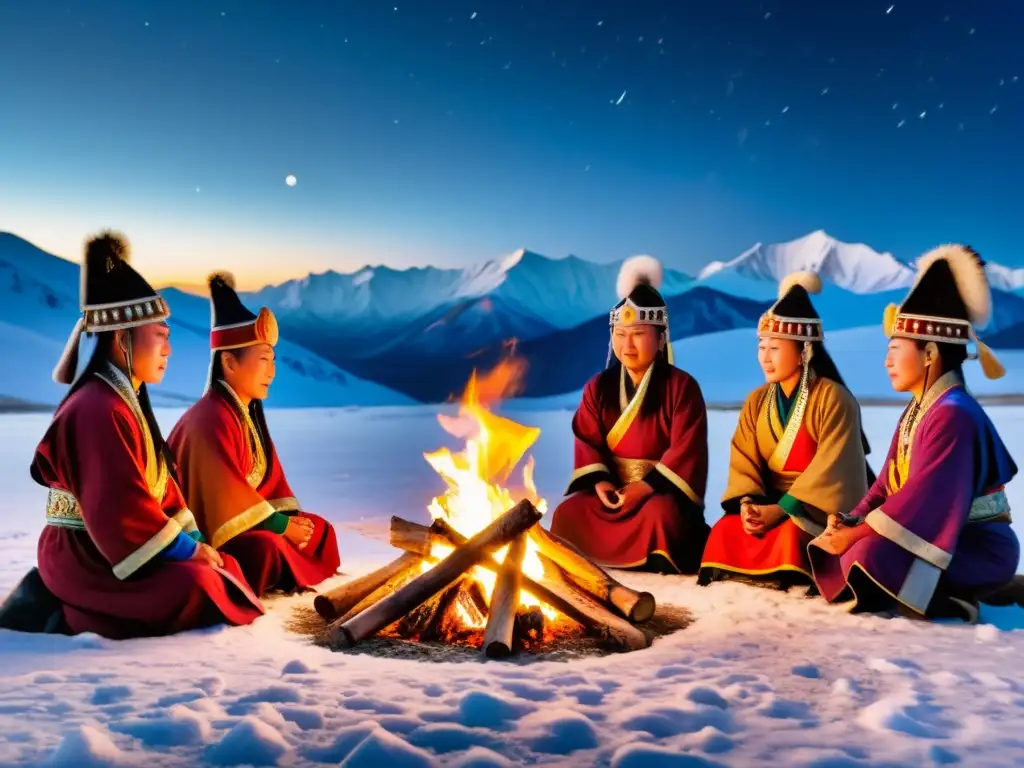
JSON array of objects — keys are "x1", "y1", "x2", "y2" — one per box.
[
  {"x1": 809, "y1": 244, "x2": 1019, "y2": 622},
  {"x1": 168, "y1": 272, "x2": 340, "y2": 596},
  {"x1": 0, "y1": 232, "x2": 264, "y2": 637},
  {"x1": 549, "y1": 256, "x2": 710, "y2": 574}
]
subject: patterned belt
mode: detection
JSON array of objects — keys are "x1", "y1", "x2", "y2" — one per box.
[
  {"x1": 968, "y1": 488, "x2": 1012, "y2": 524},
  {"x1": 46, "y1": 488, "x2": 86, "y2": 529},
  {"x1": 613, "y1": 457, "x2": 656, "y2": 484}
]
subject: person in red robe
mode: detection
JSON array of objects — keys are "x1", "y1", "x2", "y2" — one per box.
[
  {"x1": 167, "y1": 272, "x2": 340, "y2": 596},
  {"x1": 0, "y1": 232, "x2": 264, "y2": 638},
  {"x1": 698, "y1": 272, "x2": 874, "y2": 590},
  {"x1": 549, "y1": 256, "x2": 710, "y2": 574}
]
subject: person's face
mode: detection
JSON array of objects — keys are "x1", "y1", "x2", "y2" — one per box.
[
  {"x1": 885, "y1": 336, "x2": 927, "y2": 393},
  {"x1": 223, "y1": 343, "x2": 277, "y2": 401},
  {"x1": 123, "y1": 322, "x2": 171, "y2": 385},
  {"x1": 757, "y1": 336, "x2": 802, "y2": 383},
  {"x1": 612, "y1": 324, "x2": 662, "y2": 372}
]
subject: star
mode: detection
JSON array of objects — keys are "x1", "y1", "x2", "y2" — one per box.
[
  {"x1": 470, "y1": 11, "x2": 477, "y2": 19},
  {"x1": 820, "y1": 87, "x2": 829, "y2": 95},
  {"x1": 897, "y1": 119, "x2": 906, "y2": 128},
  {"x1": 919, "y1": 111, "x2": 926, "y2": 119},
  {"x1": 285, "y1": 175, "x2": 297, "y2": 187},
  {"x1": 781, "y1": 105, "x2": 789, "y2": 113},
  {"x1": 886, "y1": 5, "x2": 894, "y2": 14}
]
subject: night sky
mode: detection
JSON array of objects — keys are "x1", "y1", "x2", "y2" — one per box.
[{"x1": 1, "y1": 1, "x2": 1020, "y2": 288}]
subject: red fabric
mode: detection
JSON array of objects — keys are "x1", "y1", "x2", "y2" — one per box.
[
  {"x1": 32, "y1": 379, "x2": 263, "y2": 638},
  {"x1": 221, "y1": 513, "x2": 340, "y2": 594},
  {"x1": 550, "y1": 492, "x2": 708, "y2": 573},
  {"x1": 169, "y1": 389, "x2": 341, "y2": 593},
  {"x1": 700, "y1": 515, "x2": 813, "y2": 579},
  {"x1": 782, "y1": 421, "x2": 818, "y2": 473},
  {"x1": 210, "y1": 323, "x2": 258, "y2": 350},
  {"x1": 555, "y1": 366, "x2": 709, "y2": 572},
  {"x1": 570, "y1": 368, "x2": 708, "y2": 501}
]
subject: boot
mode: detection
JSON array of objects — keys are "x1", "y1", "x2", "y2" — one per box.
[{"x1": 0, "y1": 568, "x2": 64, "y2": 633}]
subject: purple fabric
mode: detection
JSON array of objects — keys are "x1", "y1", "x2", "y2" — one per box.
[{"x1": 810, "y1": 383, "x2": 1019, "y2": 611}]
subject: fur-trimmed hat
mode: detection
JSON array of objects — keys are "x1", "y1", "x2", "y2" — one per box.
[
  {"x1": 757, "y1": 271, "x2": 824, "y2": 342},
  {"x1": 883, "y1": 244, "x2": 1004, "y2": 379},
  {"x1": 610, "y1": 255, "x2": 668, "y2": 328},
  {"x1": 52, "y1": 231, "x2": 170, "y2": 384}
]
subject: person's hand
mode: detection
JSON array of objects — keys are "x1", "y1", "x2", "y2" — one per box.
[
  {"x1": 595, "y1": 481, "x2": 622, "y2": 509},
  {"x1": 751, "y1": 504, "x2": 786, "y2": 532},
  {"x1": 284, "y1": 516, "x2": 315, "y2": 549},
  {"x1": 191, "y1": 542, "x2": 224, "y2": 567},
  {"x1": 812, "y1": 522, "x2": 871, "y2": 555},
  {"x1": 619, "y1": 481, "x2": 653, "y2": 514}
]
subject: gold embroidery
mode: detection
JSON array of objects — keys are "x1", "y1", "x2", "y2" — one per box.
[
  {"x1": 613, "y1": 457, "x2": 657, "y2": 483},
  {"x1": 45, "y1": 488, "x2": 85, "y2": 529},
  {"x1": 219, "y1": 380, "x2": 267, "y2": 488},
  {"x1": 95, "y1": 364, "x2": 165, "y2": 498},
  {"x1": 209, "y1": 500, "x2": 277, "y2": 550},
  {"x1": 766, "y1": 369, "x2": 814, "y2": 474},
  {"x1": 893, "y1": 370, "x2": 963, "y2": 485},
  {"x1": 607, "y1": 365, "x2": 654, "y2": 452}
]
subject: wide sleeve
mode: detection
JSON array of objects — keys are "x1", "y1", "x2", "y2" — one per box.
[
  {"x1": 69, "y1": 403, "x2": 185, "y2": 580},
  {"x1": 643, "y1": 374, "x2": 708, "y2": 509},
  {"x1": 564, "y1": 377, "x2": 615, "y2": 495},
  {"x1": 848, "y1": 427, "x2": 900, "y2": 519},
  {"x1": 720, "y1": 388, "x2": 769, "y2": 514},
  {"x1": 862, "y1": 403, "x2": 977, "y2": 571},
  {"x1": 782, "y1": 383, "x2": 869, "y2": 527},
  {"x1": 171, "y1": 407, "x2": 276, "y2": 550}
]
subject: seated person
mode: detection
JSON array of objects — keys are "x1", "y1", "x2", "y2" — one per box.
[
  {"x1": 549, "y1": 256, "x2": 710, "y2": 574},
  {"x1": 698, "y1": 272, "x2": 872, "y2": 590},
  {"x1": 168, "y1": 272, "x2": 341, "y2": 596},
  {"x1": 810, "y1": 245, "x2": 1019, "y2": 623}
]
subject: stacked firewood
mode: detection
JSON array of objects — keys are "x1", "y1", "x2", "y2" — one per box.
[{"x1": 313, "y1": 500, "x2": 656, "y2": 658}]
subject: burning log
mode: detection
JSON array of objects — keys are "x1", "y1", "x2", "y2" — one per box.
[
  {"x1": 528, "y1": 526, "x2": 656, "y2": 623},
  {"x1": 514, "y1": 606, "x2": 545, "y2": 646},
  {"x1": 329, "y1": 500, "x2": 543, "y2": 649},
  {"x1": 333, "y1": 559, "x2": 423, "y2": 626},
  {"x1": 313, "y1": 551, "x2": 423, "y2": 621},
  {"x1": 415, "y1": 518, "x2": 649, "y2": 652},
  {"x1": 482, "y1": 534, "x2": 526, "y2": 659}
]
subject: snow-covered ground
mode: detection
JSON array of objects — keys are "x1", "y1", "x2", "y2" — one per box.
[{"x1": 3, "y1": 405, "x2": 1024, "y2": 767}]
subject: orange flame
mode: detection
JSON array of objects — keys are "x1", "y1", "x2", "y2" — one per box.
[{"x1": 423, "y1": 357, "x2": 553, "y2": 623}]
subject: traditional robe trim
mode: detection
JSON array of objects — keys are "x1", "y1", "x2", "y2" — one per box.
[
  {"x1": 787, "y1": 510, "x2": 825, "y2": 537},
  {"x1": 112, "y1": 518, "x2": 183, "y2": 580},
  {"x1": 269, "y1": 497, "x2": 300, "y2": 513},
  {"x1": 569, "y1": 463, "x2": 610, "y2": 486},
  {"x1": 766, "y1": 369, "x2": 813, "y2": 474},
  {"x1": 46, "y1": 488, "x2": 86, "y2": 528},
  {"x1": 892, "y1": 370, "x2": 964, "y2": 488},
  {"x1": 209, "y1": 500, "x2": 278, "y2": 550},
  {"x1": 654, "y1": 462, "x2": 703, "y2": 507},
  {"x1": 865, "y1": 508, "x2": 953, "y2": 569},
  {"x1": 172, "y1": 507, "x2": 199, "y2": 534},
  {"x1": 607, "y1": 364, "x2": 654, "y2": 451},
  {"x1": 219, "y1": 380, "x2": 269, "y2": 487}
]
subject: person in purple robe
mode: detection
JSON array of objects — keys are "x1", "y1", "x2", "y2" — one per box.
[{"x1": 808, "y1": 244, "x2": 1019, "y2": 623}]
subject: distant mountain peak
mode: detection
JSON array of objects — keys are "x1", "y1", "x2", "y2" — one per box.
[{"x1": 698, "y1": 230, "x2": 915, "y2": 294}]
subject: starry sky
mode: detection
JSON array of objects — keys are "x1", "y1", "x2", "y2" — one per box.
[{"x1": 0, "y1": 1, "x2": 1020, "y2": 289}]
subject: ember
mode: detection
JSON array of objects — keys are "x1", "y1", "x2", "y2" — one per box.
[{"x1": 313, "y1": 360, "x2": 656, "y2": 658}]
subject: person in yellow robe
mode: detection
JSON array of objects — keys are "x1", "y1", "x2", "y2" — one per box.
[{"x1": 698, "y1": 271, "x2": 874, "y2": 590}]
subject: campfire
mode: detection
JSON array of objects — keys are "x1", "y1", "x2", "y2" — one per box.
[{"x1": 313, "y1": 361, "x2": 656, "y2": 658}]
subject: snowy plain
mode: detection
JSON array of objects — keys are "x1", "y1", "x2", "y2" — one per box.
[{"x1": 3, "y1": 404, "x2": 1024, "y2": 767}]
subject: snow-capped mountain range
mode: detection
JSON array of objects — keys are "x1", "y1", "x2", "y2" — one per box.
[{"x1": 2, "y1": 229, "x2": 1023, "y2": 407}]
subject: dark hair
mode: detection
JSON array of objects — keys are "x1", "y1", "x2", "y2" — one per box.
[
  {"x1": 60, "y1": 329, "x2": 178, "y2": 483},
  {"x1": 772, "y1": 338, "x2": 877, "y2": 485},
  {"x1": 914, "y1": 339, "x2": 968, "y2": 373},
  {"x1": 210, "y1": 349, "x2": 271, "y2": 455}
]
